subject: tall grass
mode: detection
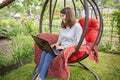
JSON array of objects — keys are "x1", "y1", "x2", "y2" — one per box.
[
  {"x1": 0, "y1": 51, "x2": 12, "y2": 68},
  {"x1": 10, "y1": 35, "x2": 34, "y2": 63}
]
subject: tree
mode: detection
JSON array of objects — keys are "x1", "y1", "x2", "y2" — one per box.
[
  {"x1": 0, "y1": 0, "x2": 46, "y2": 15},
  {"x1": 0, "y1": 0, "x2": 15, "y2": 9}
]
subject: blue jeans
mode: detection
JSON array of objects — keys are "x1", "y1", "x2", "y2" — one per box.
[{"x1": 37, "y1": 51, "x2": 55, "y2": 80}]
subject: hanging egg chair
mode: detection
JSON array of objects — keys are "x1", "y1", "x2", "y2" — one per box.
[{"x1": 32, "y1": 0, "x2": 103, "y2": 80}]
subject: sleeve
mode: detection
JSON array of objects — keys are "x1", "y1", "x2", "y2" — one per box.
[
  {"x1": 75, "y1": 23, "x2": 86, "y2": 45},
  {"x1": 76, "y1": 24, "x2": 82, "y2": 44},
  {"x1": 58, "y1": 28, "x2": 62, "y2": 41}
]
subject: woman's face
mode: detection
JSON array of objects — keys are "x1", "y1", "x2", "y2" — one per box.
[{"x1": 60, "y1": 13, "x2": 66, "y2": 23}]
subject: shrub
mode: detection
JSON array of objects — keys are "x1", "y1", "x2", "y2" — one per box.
[
  {"x1": 98, "y1": 41, "x2": 112, "y2": 52},
  {"x1": 0, "y1": 20, "x2": 8, "y2": 28}
]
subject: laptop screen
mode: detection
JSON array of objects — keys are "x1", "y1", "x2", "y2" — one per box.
[{"x1": 31, "y1": 35, "x2": 54, "y2": 53}]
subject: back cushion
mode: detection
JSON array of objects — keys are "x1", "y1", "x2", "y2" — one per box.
[{"x1": 78, "y1": 17, "x2": 99, "y2": 44}]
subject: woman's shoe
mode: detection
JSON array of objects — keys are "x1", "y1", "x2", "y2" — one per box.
[
  {"x1": 35, "y1": 75, "x2": 42, "y2": 80},
  {"x1": 33, "y1": 74, "x2": 38, "y2": 80}
]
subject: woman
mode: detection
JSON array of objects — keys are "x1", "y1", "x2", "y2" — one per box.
[{"x1": 35, "y1": 7, "x2": 86, "y2": 80}]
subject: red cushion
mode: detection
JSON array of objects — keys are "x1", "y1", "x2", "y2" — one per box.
[
  {"x1": 78, "y1": 17, "x2": 99, "y2": 29},
  {"x1": 78, "y1": 17, "x2": 99, "y2": 43},
  {"x1": 68, "y1": 51, "x2": 86, "y2": 63},
  {"x1": 85, "y1": 30, "x2": 98, "y2": 44}
]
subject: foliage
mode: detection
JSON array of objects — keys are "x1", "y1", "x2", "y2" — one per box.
[
  {"x1": 23, "y1": 20, "x2": 33, "y2": 34},
  {"x1": 7, "y1": 19, "x2": 38, "y2": 37},
  {"x1": 0, "y1": 35, "x2": 34, "y2": 68},
  {"x1": 111, "y1": 10, "x2": 120, "y2": 42},
  {"x1": 0, "y1": 51, "x2": 7, "y2": 68},
  {"x1": 0, "y1": 25, "x2": 9, "y2": 38},
  {"x1": 100, "y1": 0, "x2": 120, "y2": 7},
  {"x1": 10, "y1": 35, "x2": 34, "y2": 63},
  {"x1": 0, "y1": 8, "x2": 9, "y2": 17},
  {"x1": 0, "y1": 51, "x2": 12, "y2": 68},
  {"x1": 0, "y1": 20, "x2": 8, "y2": 28},
  {"x1": 0, "y1": 18, "x2": 22, "y2": 37},
  {"x1": 8, "y1": 18, "x2": 17, "y2": 28},
  {"x1": 7, "y1": 0, "x2": 45, "y2": 14},
  {"x1": 98, "y1": 41, "x2": 112, "y2": 52},
  {"x1": 8, "y1": 25, "x2": 23, "y2": 37}
]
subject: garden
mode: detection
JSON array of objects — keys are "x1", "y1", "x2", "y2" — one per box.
[{"x1": 0, "y1": 0, "x2": 120, "y2": 80}]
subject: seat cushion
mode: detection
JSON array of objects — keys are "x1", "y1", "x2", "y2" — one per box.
[
  {"x1": 78, "y1": 17, "x2": 99, "y2": 43},
  {"x1": 85, "y1": 30, "x2": 98, "y2": 44}
]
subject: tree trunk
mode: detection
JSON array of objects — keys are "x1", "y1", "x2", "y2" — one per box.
[{"x1": 0, "y1": 0, "x2": 15, "y2": 9}]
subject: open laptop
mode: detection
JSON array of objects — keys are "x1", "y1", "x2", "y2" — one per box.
[{"x1": 31, "y1": 35, "x2": 58, "y2": 56}]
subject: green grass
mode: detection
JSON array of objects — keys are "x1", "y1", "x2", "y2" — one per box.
[{"x1": 0, "y1": 52, "x2": 120, "y2": 80}]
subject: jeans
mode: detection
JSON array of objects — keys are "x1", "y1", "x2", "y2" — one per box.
[{"x1": 37, "y1": 51, "x2": 55, "y2": 80}]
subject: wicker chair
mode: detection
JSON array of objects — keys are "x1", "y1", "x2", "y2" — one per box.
[{"x1": 31, "y1": 0, "x2": 103, "y2": 80}]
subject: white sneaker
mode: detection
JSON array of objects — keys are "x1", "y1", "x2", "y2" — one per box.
[{"x1": 35, "y1": 75, "x2": 42, "y2": 80}]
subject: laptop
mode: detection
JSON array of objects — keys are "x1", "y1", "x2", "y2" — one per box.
[{"x1": 31, "y1": 35, "x2": 59, "y2": 56}]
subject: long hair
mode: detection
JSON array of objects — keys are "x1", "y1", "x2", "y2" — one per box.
[{"x1": 60, "y1": 7, "x2": 76, "y2": 28}]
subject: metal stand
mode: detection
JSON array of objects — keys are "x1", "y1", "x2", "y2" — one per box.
[{"x1": 77, "y1": 61, "x2": 100, "y2": 80}]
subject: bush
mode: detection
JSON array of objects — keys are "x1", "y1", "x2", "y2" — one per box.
[
  {"x1": 0, "y1": 20, "x2": 8, "y2": 28},
  {"x1": 98, "y1": 41, "x2": 112, "y2": 52},
  {"x1": 111, "y1": 10, "x2": 120, "y2": 42}
]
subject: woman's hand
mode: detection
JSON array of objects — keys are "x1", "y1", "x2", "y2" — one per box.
[
  {"x1": 51, "y1": 40, "x2": 61, "y2": 48},
  {"x1": 51, "y1": 44, "x2": 56, "y2": 48}
]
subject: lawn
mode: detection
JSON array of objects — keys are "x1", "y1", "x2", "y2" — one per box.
[{"x1": 0, "y1": 52, "x2": 120, "y2": 80}]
